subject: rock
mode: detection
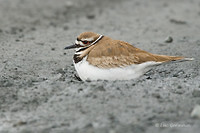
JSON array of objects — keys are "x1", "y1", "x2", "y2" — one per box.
[
  {"x1": 171, "y1": 89, "x2": 185, "y2": 95},
  {"x1": 13, "y1": 121, "x2": 27, "y2": 127},
  {"x1": 30, "y1": 27, "x2": 36, "y2": 31},
  {"x1": 51, "y1": 47, "x2": 55, "y2": 51},
  {"x1": 191, "y1": 105, "x2": 200, "y2": 118},
  {"x1": 87, "y1": 14, "x2": 95, "y2": 19},
  {"x1": 177, "y1": 85, "x2": 182, "y2": 89},
  {"x1": 170, "y1": 19, "x2": 187, "y2": 24},
  {"x1": 152, "y1": 93, "x2": 161, "y2": 99},
  {"x1": 164, "y1": 36, "x2": 173, "y2": 43}
]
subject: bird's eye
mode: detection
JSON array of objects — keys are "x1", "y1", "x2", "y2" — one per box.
[{"x1": 82, "y1": 41, "x2": 88, "y2": 44}]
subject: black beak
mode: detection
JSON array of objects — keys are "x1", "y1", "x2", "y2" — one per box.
[{"x1": 64, "y1": 44, "x2": 78, "y2": 50}]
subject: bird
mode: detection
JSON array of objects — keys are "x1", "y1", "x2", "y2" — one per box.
[{"x1": 64, "y1": 32, "x2": 193, "y2": 81}]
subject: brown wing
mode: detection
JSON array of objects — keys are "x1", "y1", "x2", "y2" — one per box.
[{"x1": 87, "y1": 37, "x2": 184, "y2": 68}]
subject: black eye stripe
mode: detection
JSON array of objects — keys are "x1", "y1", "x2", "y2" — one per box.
[{"x1": 81, "y1": 40, "x2": 94, "y2": 44}]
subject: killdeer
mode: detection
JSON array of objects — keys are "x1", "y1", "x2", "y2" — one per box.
[{"x1": 65, "y1": 32, "x2": 193, "y2": 81}]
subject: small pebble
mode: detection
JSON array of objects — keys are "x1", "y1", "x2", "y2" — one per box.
[
  {"x1": 165, "y1": 36, "x2": 173, "y2": 43},
  {"x1": 87, "y1": 14, "x2": 95, "y2": 19},
  {"x1": 152, "y1": 93, "x2": 161, "y2": 99},
  {"x1": 170, "y1": 19, "x2": 187, "y2": 24},
  {"x1": 31, "y1": 27, "x2": 36, "y2": 31},
  {"x1": 171, "y1": 89, "x2": 185, "y2": 95},
  {"x1": 191, "y1": 105, "x2": 200, "y2": 118},
  {"x1": 13, "y1": 121, "x2": 27, "y2": 127},
  {"x1": 177, "y1": 85, "x2": 182, "y2": 89}
]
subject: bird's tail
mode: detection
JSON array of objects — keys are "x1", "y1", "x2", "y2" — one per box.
[
  {"x1": 170, "y1": 57, "x2": 194, "y2": 63},
  {"x1": 152, "y1": 54, "x2": 194, "y2": 63}
]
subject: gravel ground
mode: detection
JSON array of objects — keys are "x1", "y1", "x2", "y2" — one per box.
[{"x1": 0, "y1": 0, "x2": 200, "y2": 133}]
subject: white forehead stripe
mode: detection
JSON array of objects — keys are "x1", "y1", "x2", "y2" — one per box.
[
  {"x1": 75, "y1": 40, "x2": 79, "y2": 44},
  {"x1": 82, "y1": 37, "x2": 94, "y2": 41},
  {"x1": 75, "y1": 40, "x2": 84, "y2": 46}
]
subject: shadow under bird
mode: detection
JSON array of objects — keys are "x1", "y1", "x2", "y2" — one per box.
[{"x1": 65, "y1": 32, "x2": 193, "y2": 81}]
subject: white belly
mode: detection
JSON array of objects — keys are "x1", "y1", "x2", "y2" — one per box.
[{"x1": 74, "y1": 57, "x2": 161, "y2": 81}]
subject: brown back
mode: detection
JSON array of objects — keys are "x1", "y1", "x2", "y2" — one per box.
[{"x1": 86, "y1": 36, "x2": 184, "y2": 68}]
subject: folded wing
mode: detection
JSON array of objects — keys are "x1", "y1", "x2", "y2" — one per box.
[{"x1": 87, "y1": 39, "x2": 184, "y2": 68}]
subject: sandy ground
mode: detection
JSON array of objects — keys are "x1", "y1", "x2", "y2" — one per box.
[{"x1": 0, "y1": 0, "x2": 200, "y2": 132}]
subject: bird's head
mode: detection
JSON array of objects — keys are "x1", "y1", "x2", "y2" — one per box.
[{"x1": 64, "y1": 32, "x2": 103, "y2": 51}]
